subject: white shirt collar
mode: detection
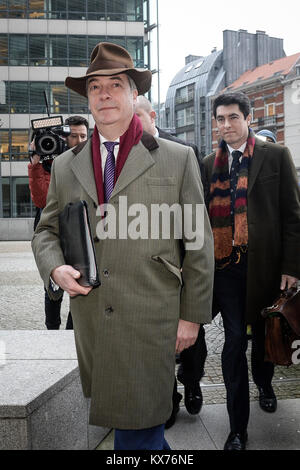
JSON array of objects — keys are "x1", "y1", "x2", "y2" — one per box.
[
  {"x1": 227, "y1": 142, "x2": 247, "y2": 156},
  {"x1": 98, "y1": 132, "x2": 120, "y2": 146},
  {"x1": 98, "y1": 132, "x2": 120, "y2": 173}
]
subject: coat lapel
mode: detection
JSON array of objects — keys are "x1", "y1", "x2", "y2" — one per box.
[
  {"x1": 110, "y1": 141, "x2": 156, "y2": 199},
  {"x1": 70, "y1": 140, "x2": 98, "y2": 206},
  {"x1": 70, "y1": 139, "x2": 156, "y2": 204},
  {"x1": 248, "y1": 138, "x2": 267, "y2": 196}
]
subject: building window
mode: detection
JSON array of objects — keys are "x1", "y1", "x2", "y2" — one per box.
[
  {"x1": 265, "y1": 102, "x2": 275, "y2": 117},
  {"x1": 10, "y1": 82, "x2": 29, "y2": 113},
  {"x1": 2, "y1": 81, "x2": 90, "y2": 115},
  {"x1": 176, "y1": 107, "x2": 194, "y2": 128},
  {"x1": 0, "y1": 0, "x2": 144, "y2": 21},
  {"x1": 8, "y1": 0, "x2": 26, "y2": 18},
  {"x1": 1, "y1": 34, "x2": 144, "y2": 67},
  {"x1": 9, "y1": 34, "x2": 28, "y2": 66},
  {"x1": 0, "y1": 129, "x2": 9, "y2": 161},
  {"x1": 0, "y1": 129, "x2": 30, "y2": 161},
  {"x1": 67, "y1": 0, "x2": 86, "y2": 20},
  {"x1": 30, "y1": 82, "x2": 48, "y2": 113},
  {"x1": 0, "y1": 1, "x2": 8, "y2": 18},
  {"x1": 87, "y1": 0, "x2": 106, "y2": 20},
  {"x1": 50, "y1": 82, "x2": 68, "y2": 114},
  {"x1": 176, "y1": 109, "x2": 185, "y2": 128},
  {"x1": 69, "y1": 89, "x2": 87, "y2": 114},
  {"x1": 0, "y1": 34, "x2": 8, "y2": 65},
  {"x1": 28, "y1": 0, "x2": 47, "y2": 19},
  {"x1": 29, "y1": 35, "x2": 48, "y2": 66},
  {"x1": 0, "y1": 80, "x2": 8, "y2": 113},
  {"x1": 1, "y1": 176, "x2": 34, "y2": 218},
  {"x1": 127, "y1": 37, "x2": 143, "y2": 67},
  {"x1": 165, "y1": 109, "x2": 170, "y2": 128},
  {"x1": 11, "y1": 130, "x2": 29, "y2": 161},
  {"x1": 48, "y1": 0, "x2": 67, "y2": 19},
  {"x1": 2, "y1": 177, "x2": 11, "y2": 217},
  {"x1": 49, "y1": 35, "x2": 66, "y2": 66},
  {"x1": 69, "y1": 35, "x2": 88, "y2": 67},
  {"x1": 175, "y1": 84, "x2": 194, "y2": 105},
  {"x1": 108, "y1": 0, "x2": 125, "y2": 21},
  {"x1": 14, "y1": 177, "x2": 33, "y2": 217},
  {"x1": 126, "y1": 0, "x2": 143, "y2": 21}
]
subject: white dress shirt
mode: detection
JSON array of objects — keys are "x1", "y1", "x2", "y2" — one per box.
[{"x1": 227, "y1": 142, "x2": 247, "y2": 170}]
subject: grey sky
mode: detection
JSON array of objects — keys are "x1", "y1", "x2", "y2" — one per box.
[{"x1": 157, "y1": 0, "x2": 299, "y2": 101}]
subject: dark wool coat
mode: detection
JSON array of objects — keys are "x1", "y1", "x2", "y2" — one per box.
[
  {"x1": 32, "y1": 135, "x2": 214, "y2": 429},
  {"x1": 202, "y1": 137, "x2": 300, "y2": 324}
]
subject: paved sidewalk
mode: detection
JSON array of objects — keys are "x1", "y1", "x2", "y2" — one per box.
[{"x1": 1, "y1": 241, "x2": 300, "y2": 450}]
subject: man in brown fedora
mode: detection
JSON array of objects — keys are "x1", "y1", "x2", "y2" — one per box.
[{"x1": 32, "y1": 42, "x2": 214, "y2": 450}]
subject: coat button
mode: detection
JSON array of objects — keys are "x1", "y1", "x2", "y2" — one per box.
[
  {"x1": 105, "y1": 306, "x2": 114, "y2": 317},
  {"x1": 103, "y1": 269, "x2": 109, "y2": 277}
]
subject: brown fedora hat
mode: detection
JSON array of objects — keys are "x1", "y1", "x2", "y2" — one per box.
[{"x1": 65, "y1": 42, "x2": 152, "y2": 97}]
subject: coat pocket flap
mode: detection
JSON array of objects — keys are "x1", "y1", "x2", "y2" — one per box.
[
  {"x1": 151, "y1": 255, "x2": 182, "y2": 285},
  {"x1": 146, "y1": 177, "x2": 177, "y2": 186}
]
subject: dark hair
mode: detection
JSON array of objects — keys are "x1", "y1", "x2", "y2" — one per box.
[
  {"x1": 213, "y1": 92, "x2": 251, "y2": 119},
  {"x1": 65, "y1": 115, "x2": 89, "y2": 130}
]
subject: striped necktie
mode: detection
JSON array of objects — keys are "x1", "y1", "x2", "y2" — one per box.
[{"x1": 104, "y1": 141, "x2": 118, "y2": 203}]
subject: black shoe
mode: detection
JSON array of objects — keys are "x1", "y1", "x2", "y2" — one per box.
[
  {"x1": 224, "y1": 431, "x2": 248, "y2": 450},
  {"x1": 184, "y1": 384, "x2": 203, "y2": 415},
  {"x1": 165, "y1": 393, "x2": 182, "y2": 429},
  {"x1": 258, "y1": 385, "x2": 277, "y2": 413}
]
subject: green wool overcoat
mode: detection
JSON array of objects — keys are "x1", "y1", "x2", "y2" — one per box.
[
  {"x1": 32, "y1": 134, "x2": 214, "y2": 429},
  {"x1": 201, "y1": 137, "x2": 300, "y2": 324}
]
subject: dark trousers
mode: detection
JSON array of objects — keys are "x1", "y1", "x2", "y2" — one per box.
[
  {"x1": 213, "y1": 261, "x2": 274, "y2": 433},
  {"x1": 114, "y1": 424, "x2": 171, "y2": 450},
  {"x1": 44, "y1": 289, "x2": 73, "y2": 330}
]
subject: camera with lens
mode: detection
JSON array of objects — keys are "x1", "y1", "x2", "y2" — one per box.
[{"x1": 30, "y1": 115, "x2": 71, "y2": 162}]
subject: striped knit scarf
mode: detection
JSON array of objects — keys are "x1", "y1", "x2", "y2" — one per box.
[{"x1": 209, "y1": 129, "x2": 255, "y2": 267}]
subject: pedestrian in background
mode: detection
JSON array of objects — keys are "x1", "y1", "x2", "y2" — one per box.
[
  {"x1": 201, "y1": 92, "x2": 300, "y2": 450},
  {"x1": 28, "y1": 115, "x2": 88, "y2": 330},
  {"x1": 135, "y1": 95, "x2": 208, "y2": 428}
]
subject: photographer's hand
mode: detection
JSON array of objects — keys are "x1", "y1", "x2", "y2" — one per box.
[
  {"x1": 31, "y1": 154, "x2": 41, "y2": 165},
  {"x1": 51, "y1": 265, "x2": 93, "y2": 297},
  {"x1": 29, "y1": 140, "x2": 40, "y2": 165}
]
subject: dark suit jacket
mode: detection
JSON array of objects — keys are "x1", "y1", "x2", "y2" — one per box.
[
  {"x1": 157, "y1": 128, "x2": 201, "y2": 167},
  {"x1": 202, "y1": 137, "x2": 300, "y2": 323}
]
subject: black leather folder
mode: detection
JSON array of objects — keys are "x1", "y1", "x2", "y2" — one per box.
[{"x1": 59, "y1": 200, "x2": 100, "y2": 288}]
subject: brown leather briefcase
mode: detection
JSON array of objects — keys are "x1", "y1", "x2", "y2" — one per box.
[{"x1": 261, "y1": 286, "x2": 300, "y2": 366}]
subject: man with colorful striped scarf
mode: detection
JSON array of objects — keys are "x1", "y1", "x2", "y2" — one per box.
[{"x1": 201, "y1": 92, "x2": 300, "y2": 450}]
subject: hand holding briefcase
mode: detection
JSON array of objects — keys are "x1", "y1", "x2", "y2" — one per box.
[
  {"x1": 59, "y1": 200, "x2": 100, "y2": 288},
  {"x1": 261, "y1": 286, "x2": 300, "y2": 366}
]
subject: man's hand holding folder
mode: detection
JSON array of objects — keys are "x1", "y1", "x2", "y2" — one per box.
[
  {"x1": 56, "y1": 200, "x2": 101, "y2": 296},
  {"x1": 51, "y1": 265, "x2": 93, "y2": 297}
]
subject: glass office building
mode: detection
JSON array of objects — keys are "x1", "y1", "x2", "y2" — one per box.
[{"x1": 0, "y1": 0, "x2": 156, "y2": 237}]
